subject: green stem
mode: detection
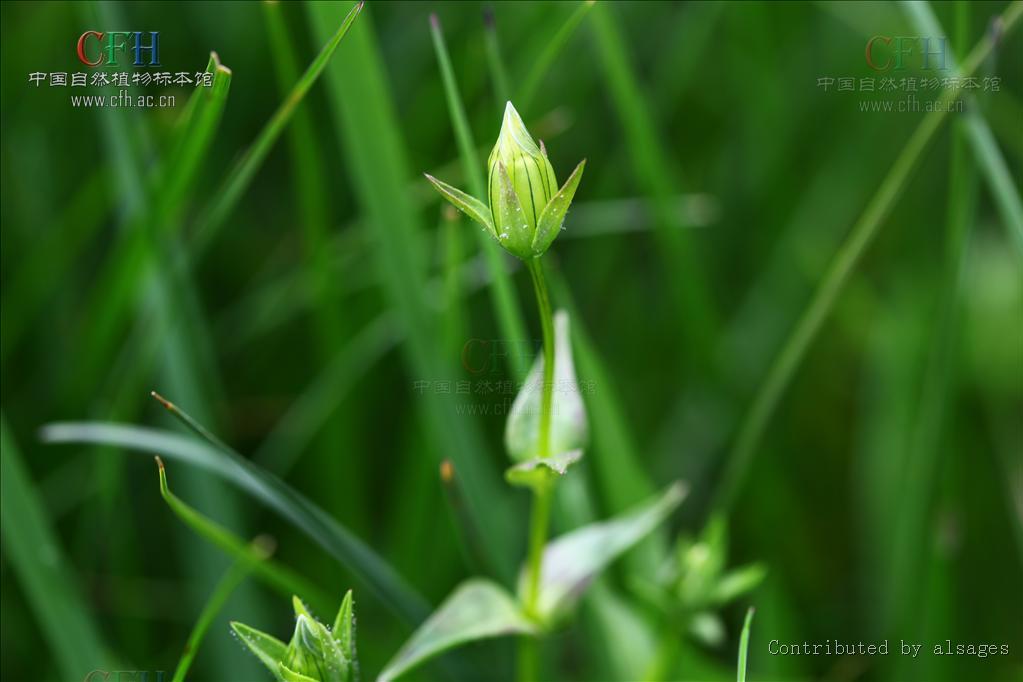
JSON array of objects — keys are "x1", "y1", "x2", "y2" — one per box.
[
  {"x1": 172, "y1": 541, "x2": 270, "y2": 682},
  {"x1": 519, "y1": 256, "x2": 556, "y2": 682},
  {"x1": 527, "y1": 257, "x2": 555, "y2": 458}
]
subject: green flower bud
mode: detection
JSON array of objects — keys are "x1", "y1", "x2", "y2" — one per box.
[
  {"x1": 231, "y1": 593, "x2": 358, "y2": 682},
  {"x1": 425, "y1": 101, "x2": 585, "y2": 260},
  {"x1": 282, "y1": 614, "x2": 347, "y2": 682}
]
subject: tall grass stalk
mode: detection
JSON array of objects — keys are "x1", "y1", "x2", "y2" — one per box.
[
  {"x1": 192, "y1": 1, "x2": 364, "y2": 256},
  {"x1": 263, "y1": 0, "x2": 363, "y2": 524},
  {"x1": 1, "y1": 418, "x2": 110, "y2": 679},
  {"x1": 171, "y1": 539, "x2": 272, "y2": 682},
  {"x1": 590, "y1": 2, "x2": 718, "y2": 366},
  {"x1": 885, "y1": 0, "x2": 981, "y2": 654},
  {"x1": 716, "y1": 0, "x2": 1023, "y2": 512},
  {"x1": 430, "y1": 13, "x2": 530, "y2": 380},
  {"x1": 308, "y1": 0, "x2": 517, "y2": 577},
  {"x1": 901, "y1": 0, "x2": 1023, "y2": 253},
  {"x1": 517, "y1": 1, "x2": 595, "y2": 113}
]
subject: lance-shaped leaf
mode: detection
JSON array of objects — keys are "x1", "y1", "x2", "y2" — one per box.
[
  {"x1": 424, "y1": 174, "x2": 495, "y2": 238},
  {"x1": 378, "y1": 580, "x2": 537, "y2": 682},
  {"x1": 505, "y1": 449, "x2": 582, "y2": 490},
  {"x1": 737, "y1": 607, "x2": 755, "y2": 682},
  {"x1": 531, "y1": 159, "x2": 586, "y2": 256},
  {"x1": 332, "y1": 590, "x2": 358, "y2": 680},
  {"x1": 231, "y1": 621, "x2": 288, "y2": 679},
  {"x1": 520, "y1": 482, "x2": 687, "y2": 624},
  {"x1": 505, "y1": 310, "x2": 588, "y2": 461}
]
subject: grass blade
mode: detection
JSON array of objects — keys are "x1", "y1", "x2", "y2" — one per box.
[
  {"x1": 716, "y1": 0, "x2": 1023, "y2": 511},
  {"x1": 72, "y1": 52, "x2": 231, "y2": 402},
  {"x1": 737, "y1": 607, "x2": 754, "y2": 682},
  {"x1": 262, "y1": 0, "x2": 361, "y2": 521},
  {"x1": 307, "y1": 0, "x2": 517, "y2": 577},
  {"x1": 1, "y1": 416, "x2": 110, "y2": 679},
  {"x1": 429, "y1": 12, "x2": 530, "y2": 380},
  {"x1": 171, "y1": 538, "x2": 274, "y2": 682},
  {"x1": 590, "y1": 2, "x2": 719, "y2": 366},
  {"x1": 517, "y1": 1, "x2": 595, "y2": 113},
  {"x1": 483, "y1": 6, "x2": 511, "y2": 105},
  {"x1": 192, "y1": 1, "x2": 364, "y2": 256},
  {"x1": 41, "y1": 421, "x2": 431, "y2": 627},
  {"x1": 0, "y1": 169, "x2": 109, "y2": 363},
  {"x1": 900, "y1": 0, "x2": 1023, "y2": 253},
  {"x1": 156, "y1": 456, "x2": 333, "y2": 610}
]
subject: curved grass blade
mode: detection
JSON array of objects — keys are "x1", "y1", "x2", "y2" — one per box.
[
  {"x1": 40, "y1": 421, "x2": 430, "y2": 627},
  {"x1": 716, "y1": 0, "x2": 1023, "y2": 512},
  {"x1": 517, "y1": 1, "x2": 596, "y2": 113},
  {"x1": 73, "y1": 52, "x2": 231, "y2": 403},
  {"x1": 192, "y1": 0, "x2": 364, "y2": 256},
  {"x1": 378, "y1": 580, "x2": 536, "y2": 682},
  {"x1": 1, "y1": 417, "x2": 110, "y2": 679},
  {"x1": 900, "y1": 1, "x2": 1023, "y2": 253},
  {"x1": 737, "y1": 607, "x2": 755, "y2": 682},
  {"x1": 156, "y1": 456, "x2": 332, "y2": 609},
  {"x1": 172, "y1": 537, "x2": 274, "y2": 682}
]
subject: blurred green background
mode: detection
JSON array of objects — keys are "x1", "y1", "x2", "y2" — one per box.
[{"x1": 1, "y1": 1, "x2": 1021, "y2": 681}]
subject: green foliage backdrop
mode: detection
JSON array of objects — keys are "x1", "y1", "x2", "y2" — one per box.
[{"x1": 1, "y1": 1, "x2": 1021, "y2": 681}]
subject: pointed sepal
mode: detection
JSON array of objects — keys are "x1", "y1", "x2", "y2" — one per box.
[
  {"x1": 231, "y1": 621, "x2": 289, "y2": 680},
  {"x1": 424, "y1": 173, "x2": 496, "y2": 238},
  {"x1": 532, "y1": 159, "x2": 585, "y2": 256}
]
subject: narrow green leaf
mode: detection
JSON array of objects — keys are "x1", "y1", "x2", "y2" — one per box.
[
  {"x1": 737, "y1": 607, "x2": 755, "y2": 682},
  {"x1": 174, "y1": 541, "x2": 273, "y2": 682},
  {"x1": 591, "y1": 1, "x2": 718, "y2": 364},
  {"x1": 429, "y1": 12, "x2": 531, "y2": 380},
  {"x1": 41, "y1": 422, "x2": 430, "y2": 627},
  {"x1": 506, "y1": 449, "x2": 582, "y2": 489},
  {"x1": 155, "y1": 456, "x2": 331, "y2": 609},
  {"x1": 424, "y1": 173, "x2": 495, "y2": 236},
  {"x1": 307, "y1": 0, "x2": 517, "y2": 577},
  {"x1": 263, "y1": 0, "x2": 357, "y2": 520},
  {"x1": 1, "y1": 417, "x2": 110, "y2": 679},
  {"x1": 714, "y1": 564, "x2": 768, "y2": 606},
  {"x1": 482, "y1": 7, "x2": 511, "y2": 105},
  {"x1": 231, "y1": 621, "x2": 288, "y2": 679},
  {"x1": 532, "y1": 159, "x2": 585, "y2": 255},
  {"x1": 192, "y1": 0, "x2": 364, "y2": 255},
  {"x1": 716, "y1": 0, "x2": 1023, "y2": 511},
  {"x1": 378, "y1": 580, "x2": 537, "y2": 682},
  {"x1": 523, "y1": 482, "x2": 687, "y2": 624},
  {"x1": 506, "y1": 310, "x2": 588, "y2": 460},
  {"x1": 900, "y1": 0, "x2": 1023, "y2": 253},
  {"x1": 333, "y1": 590, "x2": 358, "y2": 674},
  {"x1": 517, "y1": 1, "x2": 596, "y2": 113}
]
